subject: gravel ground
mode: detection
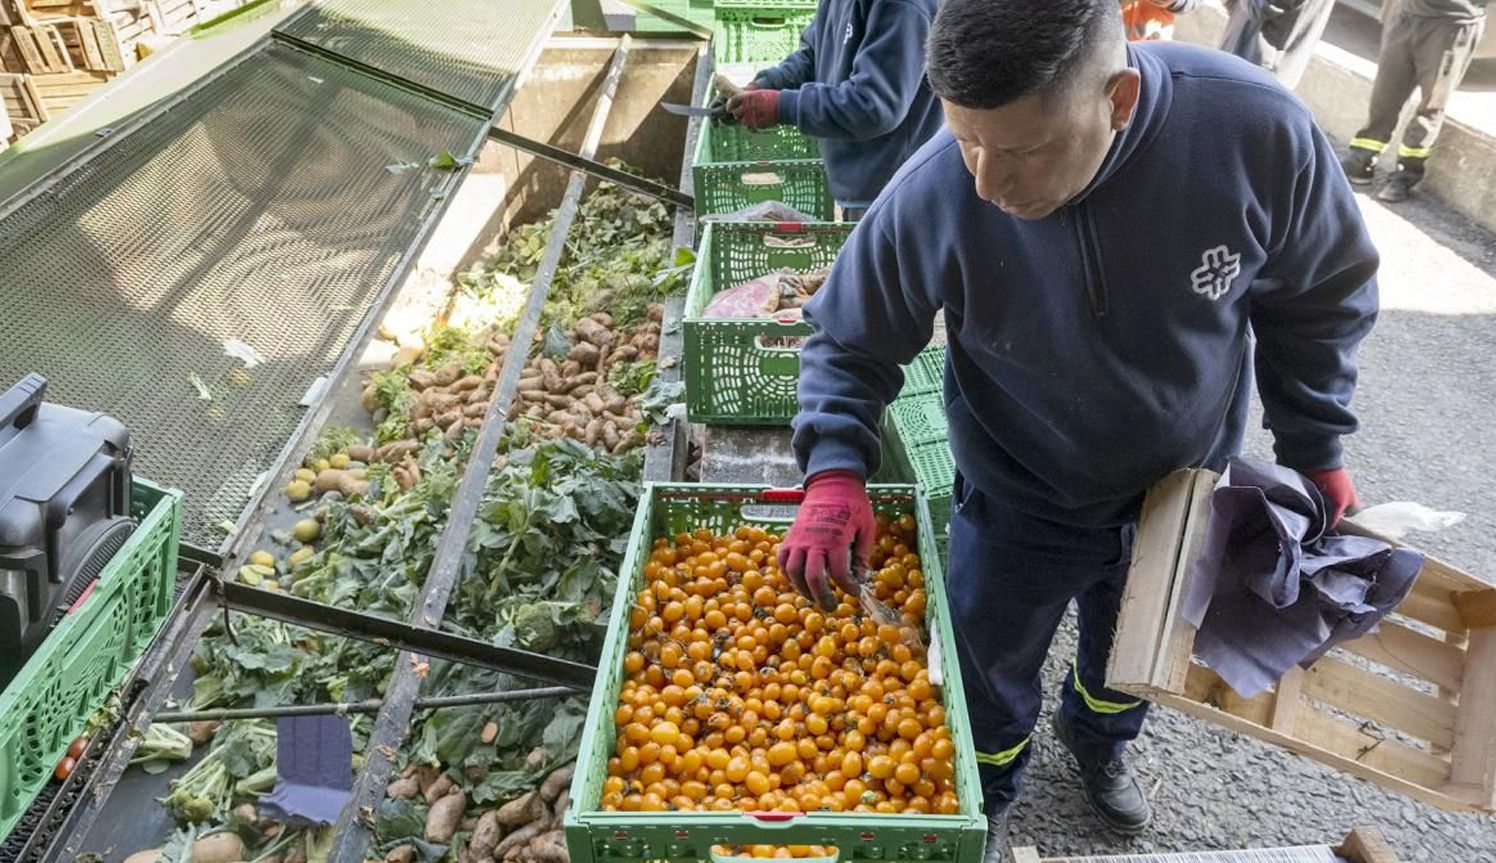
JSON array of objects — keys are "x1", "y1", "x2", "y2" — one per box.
[{"x1": 1008, "y1": 186, "x2": 1496, "y2": 859}]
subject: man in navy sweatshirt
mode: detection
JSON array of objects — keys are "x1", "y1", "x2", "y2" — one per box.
[
  {"x1": 724, "y1": 0, "x2": 944, "y2": 218},
  {"x1": 776, "y1": 0, "x2": 1377, "y2": 858}
]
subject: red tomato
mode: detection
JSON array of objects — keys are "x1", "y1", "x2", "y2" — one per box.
[
  {"x1": 66, "y1": 737, "x2": 87, "y2": 761},
  {"x1": 54, "y1": 756, "x2": 76, "y2": 781}
]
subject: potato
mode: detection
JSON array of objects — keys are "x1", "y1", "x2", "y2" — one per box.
[
  {"x1": 453, "y1": 375, "x2": 484, "y2": 392},
  {"x1": 294, "y1": 468, "x2": 317, "y2": 483},
  {"x1": 192, "y1": 831, "x2": 245, "y2": 863},
  {"x1": 432, "y1": 362, "x2": 464, "y2": 387},
  {"x1": 290, "y1": 546, "x2": 316, "y2": 567},
  {"x1": 425, "y1": 789, "x2": 467, "y2": 843},
  {"x1": 292, "y1": 519, "x2": 321, "y2": 543},
  {"x1": 249, "y1": 550, "x2": 276, "y2": 568}
]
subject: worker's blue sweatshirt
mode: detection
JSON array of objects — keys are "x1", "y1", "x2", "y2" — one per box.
[
  {"x1": 753, "y1": 0, "x2": 943, "y2": 209},
  {"x1": 792, "y1": 42, "x2": 1380, "y2": 528}
]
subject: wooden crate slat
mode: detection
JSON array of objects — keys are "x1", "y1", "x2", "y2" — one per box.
[
  {"x1": 1455, "y1": 588, "x2": 1496, "y2": 629},
  {"x1": 91, "y1": 18, "x2": 123, "y2": 71},
  {"x1": 10, "y1": 24, "x2": 45, "y2": 71},
  {"x1": 1337, "y1": 618, "x2": 1465, "y2": 694},
  {"x1": 74, "y1": 16, "x2": 102, "y2": 69},
  {"x1": 1301, "y1": 654, "x2": 1457, "y2": 749},
  {"x1": 1446, "y1": 627, "x2": 1496, "y2": 809},
  {"x1": 33, "y1": 21, "x2": 67, "y2": 70},
  {"x1": 1394, "y1": 588, "x2": 1467, "y2": 636}
]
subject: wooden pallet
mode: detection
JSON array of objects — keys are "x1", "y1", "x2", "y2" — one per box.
[
  {"x1": 1107, "y1": 469, "x2": 1496, "y2": 814},
  {"x1": 1011, "y1": 826, "x2": 1400, "y2": 862}
]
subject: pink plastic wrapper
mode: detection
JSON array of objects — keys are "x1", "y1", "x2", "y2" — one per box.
[{"x1": 703, "y1": 272, "x2": 782, "y2": 319}]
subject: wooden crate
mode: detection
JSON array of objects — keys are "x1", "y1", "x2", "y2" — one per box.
[
  {"x1": 1011, "y1": 826, "x2": 1399, "y2": 862},
  {"x1": 1107, "y1": 469, "x2": 1496, "y2": 814}
]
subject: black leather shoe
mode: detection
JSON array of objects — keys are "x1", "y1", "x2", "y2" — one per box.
[
  {"x1": 1341, "y1": 150, "x2": 1377, "y2": 186},
  {"x1": 1377, "y1": 170, "x2": 1417, "y2": 203},
  {"x1": 1051, "y1": 712, "x2": 1152, "y2": 834},
  {"x1": 982, "y1": 807, "x2": 1010, "y2": 863}
]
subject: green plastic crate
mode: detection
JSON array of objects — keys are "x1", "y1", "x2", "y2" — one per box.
[
  {"x1": 694, "y1": 116, "x2": 820, "y2": 165},
  {"x1": 713, "y1": 8, "x2": 815, "y2": 64},
  {"x1": 694, "y1": 158, "x2": 832, "y2": 220},
  {"x1": 886, "y1": 396, "x2": 947, "y2": 451},
  {"x1": 565, "y1": 483, "x2": 986, "y2": 863},
  {"x1": 713, "y1": 0, "x2": 818, "y2": 10},
  {"x1": 684, "y1": 221, "x2": 852, "y2": 425},
  {"x1": 883, "y1": 393, "x2": 955, "y2": 556},
  {"x1": 898, "y1": 347, "x2": 945, "y2": 399},
  {"x1": 0, "y1": 478, "x2": 182, "y2": 838},
  {"x1": 634, "y1": 0, "x2": 716, "y2": 34}
]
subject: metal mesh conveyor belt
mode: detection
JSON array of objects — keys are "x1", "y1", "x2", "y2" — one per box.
[
  {"x1": 0, "y1": 40, "x2": 485, "y2": 545},
  {"x1": 275, "y1": 0, "x2": 559, "y2": 110}
]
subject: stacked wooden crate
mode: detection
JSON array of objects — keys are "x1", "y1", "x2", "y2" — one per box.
[{"x1": 0, "y1": 0, "x2": 245, "y2": 143}]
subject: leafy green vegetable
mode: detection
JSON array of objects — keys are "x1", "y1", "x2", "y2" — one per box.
[
  {"x1": 307, "y1": 426, "x2": 361, "y2": 462},
  {"x1": 607, "y1": 358, "x2": 657, "y2": 398}
]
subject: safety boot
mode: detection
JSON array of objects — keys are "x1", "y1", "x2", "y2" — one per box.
[
  {"x1": 1051, "y1": 711, "x2": 1152, "y2": 834},
  {"x1": 1340, "y1": 149, "x2": 1378, "y2": 186},
  {"x1": 982, "y1": 806, "x2": 1010, "y2": 863}
]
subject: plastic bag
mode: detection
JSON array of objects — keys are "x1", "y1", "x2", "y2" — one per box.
[
  {"x1": 701, "y1": 200, "x2": 819, "y2": 223},
  {"x1": 703, "y1": 271, "x2": 785, "y2": 318},
  {"x1": 1351, "y1": 502, "x2": 1466, "y2": 542}
]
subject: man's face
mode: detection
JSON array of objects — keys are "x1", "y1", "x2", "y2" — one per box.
[{"x1": 942, "y1": 69, "x2": 1140, "y2": 221}]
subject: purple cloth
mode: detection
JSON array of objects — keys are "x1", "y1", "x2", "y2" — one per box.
[
  {"x1": 258, "y1": 715, "x2": 353, "y2": 826},
  {"x1": 1180, "y1": 457, "x2": 1424, "y2": 697}
]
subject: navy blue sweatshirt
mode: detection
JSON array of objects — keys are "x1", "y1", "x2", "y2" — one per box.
[
  {"x1": 754, "y1": 0, "x2": 944, "y2": 209},
  {"x1": 792, "y1": 42, "x2": 1379, "y2": 528}
]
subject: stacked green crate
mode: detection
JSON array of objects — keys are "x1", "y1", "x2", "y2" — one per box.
[
  {"x1": 632, "y1": 0, "x2": 716, "y2": 34},
  {"x1": 691, "y1": 117, "x2": 831, "y2": 219},
  {"x1": 713, "y1": 6, "x2": 816, "y2": 64},
  {"x1": 884, "y1": 347, "x2": 954, "y2": 562}
]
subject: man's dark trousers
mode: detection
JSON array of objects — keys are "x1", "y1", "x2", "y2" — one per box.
[{"x1": 945, "y1": 476, "x2": 1149, "y2": 812}]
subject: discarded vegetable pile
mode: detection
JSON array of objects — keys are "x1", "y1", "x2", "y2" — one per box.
[{"x1": 603, "y1": 514, "x2": 958, "y2": 815}]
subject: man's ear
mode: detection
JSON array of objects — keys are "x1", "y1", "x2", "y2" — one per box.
[{"x1": 1105, "y1": 68, "x2": 1142, "y2": 131}]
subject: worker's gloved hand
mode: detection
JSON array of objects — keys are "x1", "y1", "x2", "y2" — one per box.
[
  {"x1": 1305, "y1": 467, "x2": 1361, "y2": 528},
  {"x1": 728, "y1": 88, "x2": 781, "y2": 130},
  {"x1": 777, "y1": 470, "x2": 876, "y2": 611},
  {"x1": 708, "y1": 92, "x2": 737, "y2": 126}
]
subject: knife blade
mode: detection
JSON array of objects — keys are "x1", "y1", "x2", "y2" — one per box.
[{"x1": 661, "y1": 102, "x2": 719, "y2": 118}]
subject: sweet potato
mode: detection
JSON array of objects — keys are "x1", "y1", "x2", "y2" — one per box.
[
  {"x1": 408, "y1": 370, "x2": 437, "y2": 390},
  {"x1": 520, "y1": 366, "x2": 543, "y2": 380},
  {"x1": 573, "y1": 317, "x2": 614, "y2": 348},
  {"x1": 567, "y1": 342, "x2": 600, "y2": 365},
  {"x1": 413, "y1": 417, "x2": 434, "y2": 435},
  {"x1": 386, "y1": 845, "x2": 417, "y2": 863},
  {"x1": 528, "y1": 831, "x2": 567, "y2": 863},
  {"x1": 518, "y1": 378, "x2": 545, "y2": 393},
  {"x1": 433, "y1": 362, "x2": 464, "y2": 387},
  {"x1": 468, "y1": 387, "x2": 491, "y2": 405},
  {"x1": 315, "y1": 469, "x2": 368, "y2": 497},
  {"x1": 552, "y1": 788, "x2": 569, "y2": 824},
  {"x1": 467, "y1": 416, "x2": 485, "y2": 429},
  {"x1": 466, "y1": 403, "x2": 488, "y2": 418},
  {"x1": 540, "y1": 765, "x2": 574, "y2": 803},
  {"x1": 582, "y1": 392, "x2": 605, "y2": 415},
  {"x1": 580, "y1": 418, "x2": 602, "y2": 448},
  {"x1": 186, "y1": 720, "x2": 219, "y2": 746},
  {"x1": 347, "y1": 444, "x2": 375, "y2": 463},
  {"x1": 493, "y1": 822, "x2": 547, "y2": 861},
  {"x1": 607, "y1": 345, "x2": 638, "y2": 365},
  {"x1": 425, "y1": 772, "x2": 456, "y2": 805},
  {"x1": 560, "y1": 360, "x2": 583, "y2": 378},
  {"x1": 469, "y1": 811, "x2": 503, "y2": 862},
  {"x1": 122, "y1": 849, "x2": 162, "y2": 863},
  {"x1": 648, "y1": 303, "x2": 665, "y2": 322},
  {"x1": 542, "y1": 367, "x2": 564, "y2": 394},
  {"x1": 361, "y1": 386, "x2": 380, "y2": 413},
  {"x1": 495, "y1": 790, "x2": 546, "y2": 828},
  {"x1": 435, "y1": 410, "x2": 464, "y2": 430},
  {"x1": 446, "y1": 418, "x2": 467, "y2": 441},
  {"x1": 632, "y1": 333, "x2": 660, "y2": 355},
  {"x1": 601, "y1": 423, "x2": 620, "y2": 451},
  {"x1": 590, "y1": 311, "x2": 614, "y2": 328},
  {"x1": 192, "y1": 831, "x2": 245, "y2": 863},
  {"x1": 378, "y1": 441, "x2": 423, "y2": 462},
  {"x1": 426, "y1": 789, "x2": 467, "y2": 843},
  {"x1": 454, "y1": 374, "x2": 484, "y2": 392},
  {"x1": 571, "y1": 372, "x2": 599, "y2": 387},
  {"x1": 386, "y1": 775, "x2": 420, "y2": 800},
  {"x1": 543, "y1": 394, "x2": 573, "y2": 409}
]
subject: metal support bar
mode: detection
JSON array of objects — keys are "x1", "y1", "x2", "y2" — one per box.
[
  {"x1": 326, "y1": 36, "x2": 634, "y2": 863},
  {"x1": 219, "y1": 581, "x2": 596, "y2": 689},
  {"x1": 487, "y1": 126, "x2": 694, "y2": 209},
  {"x1": 153, "y1": 685, "x2": 576, "y2": 723}
]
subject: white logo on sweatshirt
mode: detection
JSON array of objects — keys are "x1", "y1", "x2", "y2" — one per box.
[
  {"x1": 844, "y1": 22, "x2": 854, "y2": 44},
  {"x1": 1190, "y1": 245, "x2": 1242, "y2": 302}
]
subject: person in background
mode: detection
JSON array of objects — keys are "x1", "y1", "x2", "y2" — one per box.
[
  {"x1": 1122, "y1": 0, "x2": 1200, "y2": 40},
  {"x1": 723, "y1": 0, "x2": 944, "y2": 221},
  {"x1": 1342, "y1": 0, "x2": 1488, "y2": 202},
  {"x1": 776, "y1": 0, "x2": 1377, "y2": 860},
  {"x1": 1220, "y1": 0, "x2": 1338, "y2": 88}
]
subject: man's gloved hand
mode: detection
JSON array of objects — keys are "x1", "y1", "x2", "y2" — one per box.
[
  {"x1": 1305, "y1": 467, "x2": 1361, "y2": 528},
  {"x1": 727, "y1": 88, "x2": 781, "y2": 130},
  {"x1": 777, "y1": 470, "x2": 876, "y2": 611}
]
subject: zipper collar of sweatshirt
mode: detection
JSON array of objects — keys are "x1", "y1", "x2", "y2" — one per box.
[{"x1": 1067, "y1": 43, "x2": 1174, "y2": 208}]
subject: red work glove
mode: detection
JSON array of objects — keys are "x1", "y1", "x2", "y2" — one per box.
[
  {"x1": 777, "y1": 470, "x2": 877, "y2": 610},
  {"x1": 727, "y1": 88, "x2": 781, "y2": 130},
  {"x1": 1306, "y1": 467, "x2": 1361, "y2": 528}
]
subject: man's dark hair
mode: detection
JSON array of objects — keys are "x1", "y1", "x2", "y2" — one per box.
[{"x1": 926, "y1": 0, "x2": 1122, "y2": 109}]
